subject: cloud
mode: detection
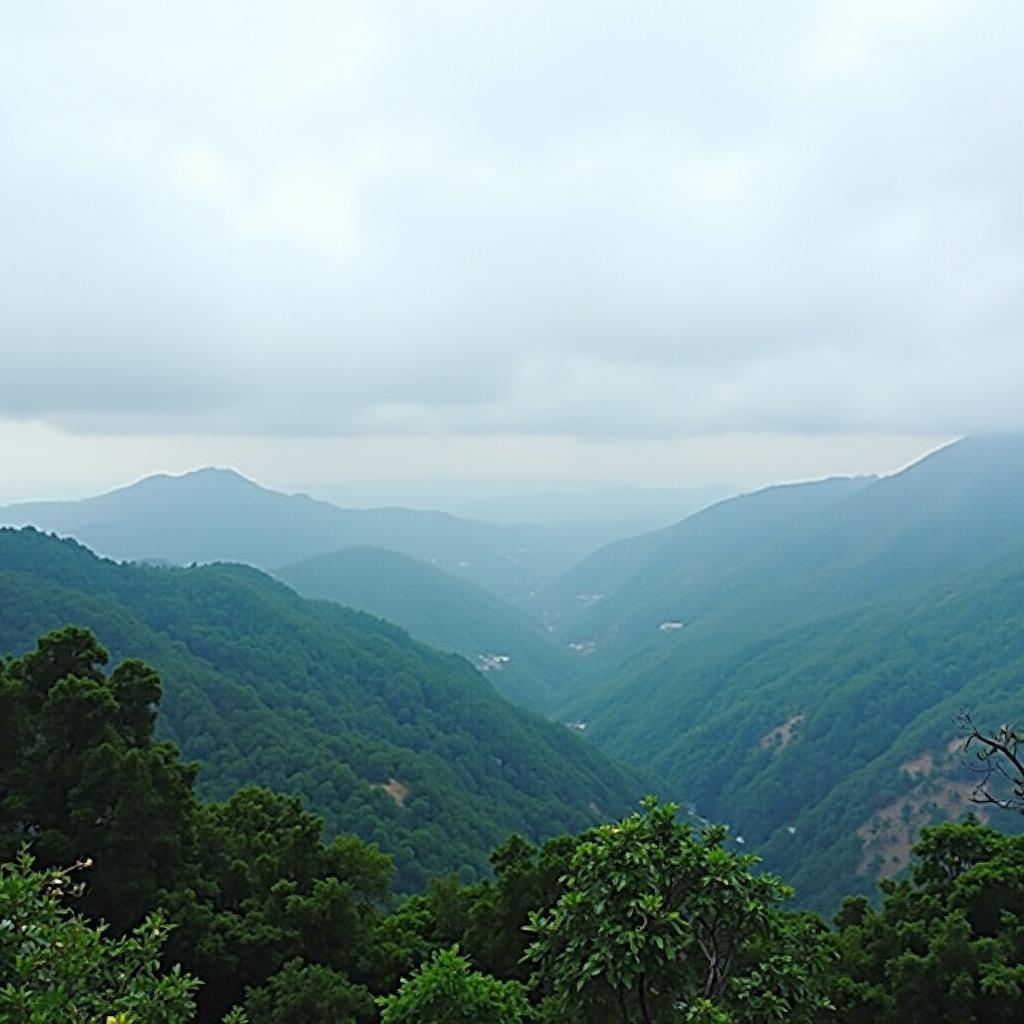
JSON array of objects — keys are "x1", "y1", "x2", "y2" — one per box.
[{"x1": 2, "y1": 0, "x2": 1022, "y2": 440}]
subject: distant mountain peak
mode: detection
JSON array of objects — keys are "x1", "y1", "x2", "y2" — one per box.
[{"x1": 120, "y1": 466, "x2": 269, "y2": 498}]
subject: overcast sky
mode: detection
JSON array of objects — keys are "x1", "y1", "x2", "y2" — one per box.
[{"x1": 4, "y1": 0, "x2": 1020, "y2": 505}]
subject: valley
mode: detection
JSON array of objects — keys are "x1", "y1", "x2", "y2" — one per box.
[{"x1": 4, "y1": 435, "x2": 1024, "y2": 915}]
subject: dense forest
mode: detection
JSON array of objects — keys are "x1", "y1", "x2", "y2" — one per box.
[
  {"x1": 5, "y1": 626, "x2": 1024, "y2": 1023},
  {"x1": 4, "y1": 437, "x2": 1024, "y2": 957},
  {"x1": 0, "y1": 528, "x2": 644, "y2": 892},
  {"x1": 536, "y1": 436, "x2": 1024, "y2": 909},
  {"x1": 274, "y1": 545, "x2": 585, "y2": 711}
]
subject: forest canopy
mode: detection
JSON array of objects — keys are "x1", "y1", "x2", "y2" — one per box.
[{"x1": 6, "y1": 626, "x2": 1024, "y2": 1022}]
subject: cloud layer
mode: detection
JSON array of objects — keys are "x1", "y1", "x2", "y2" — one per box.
[{"x1": 4, "y1": 0, "x2": 1022, "y2": 439}]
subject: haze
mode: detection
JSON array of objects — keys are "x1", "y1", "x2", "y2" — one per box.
[{"x1": 4, "y1": 1, "x2": 1019, "y2": 506}]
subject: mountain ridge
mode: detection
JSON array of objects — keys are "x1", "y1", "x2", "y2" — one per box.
[
  {"x1": 275, "y1": 545, "x2": 584, "y2": 712},
  {"x1": 0, "y1": 468, "x2": 609, "y2": 602},
  {"x1": 0, "y1": 526, "x2": 647, "y2": 891}
]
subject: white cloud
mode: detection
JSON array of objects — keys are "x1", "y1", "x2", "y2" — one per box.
[{"x1": 1, "y1": 0, "x2": 1021, "y2": 448}]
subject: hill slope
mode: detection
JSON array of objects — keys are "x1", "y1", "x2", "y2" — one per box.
[
  {"x1": 534, "y1": 475, "x2": 874, "y2": 650},
  {"x1": 0, "y1": 468, "x2": 606, "y2": 602},
  {"x1": 0, "y1": 527, "x2": 645, "y2": 891},
  {"x1": 656, "y1": 546, "x2": 1024, "y2": 911},
  {"x1": 545, "y1": 437, "x2": 1024, "y2": 672},
  {"x1": 275, "y1": 546, "x2": 584, "y2": 712},
  {"x1": 544, "y1": 435, "x2": 1024, "y2": 909}
]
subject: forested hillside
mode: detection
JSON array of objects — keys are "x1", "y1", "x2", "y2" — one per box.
[
  {"x1": 533, "y1": 474, "x2": 873, "y2": 646},
  {"x1": 7, "y1": 627, "x2": 1024, "y2": 1024},
  {"x1": 0, "y1": 468, "x2": 607, "y2": 602},
  {"x1": 0, "y1": 527, "x2": 645, "y2": 891},
  {"x1": 275, "y1": 546, "x2": 584, "y2": 712},
  {"x1": 545, "y1": 436, "x2": 1024, "y2": 910}
]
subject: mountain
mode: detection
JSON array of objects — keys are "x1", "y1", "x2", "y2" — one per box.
[
  {"x1": 541, "y1": 435, "x2": 1024, "y2": 909},
  {"x1": 545, "y1": 437, "x2": 1024, "y2": 675},
  {"x1": 0, "y1": 468, "x2": 613, "y2": 602},
  {"x1": 0, "y1": 526, "x2": 646, "y2": 891},
  {"x1": 651, "y1": 545, "x2": 1024, "y2": 911},
  {"x1": 274, "y1": 546, "x2": 584, "y2": 712},
  {"x1": 532, "y1": 474, "x2": 874, "y2": 646}
]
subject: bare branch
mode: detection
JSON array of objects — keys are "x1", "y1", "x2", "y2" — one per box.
[{"x1": 958, "y1": 711, "x2": 1024, "y2": 812}]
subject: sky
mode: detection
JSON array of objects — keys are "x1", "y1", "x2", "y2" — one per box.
[{"x1": 4, "y1": 0, "x2": 1020, "y2": 507}]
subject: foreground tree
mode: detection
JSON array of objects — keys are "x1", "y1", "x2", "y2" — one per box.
[
  {"x1": 0, "y1": 853, "x2": 200, "y2": 1023},
  {"x1": 525, "y1": 798, "x2": 832, "y2": 1024},
  {"x1": 377, "y1": 946, "x2": 531, "y2": 1024},
  {"x1": 243, "y1": 958, "x2": 375, "y2": 1024},
  {"x1": 830, "y1": 817, "x2": 1024, "y2": 1024},
  {"x1": 161, "y1": 786, "x2": 391, "y2": 1023},
  {"x1": 0, "y1": 626, "x2": 197, "y2": 930}
]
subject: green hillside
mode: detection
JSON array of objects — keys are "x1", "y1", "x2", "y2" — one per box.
[
  {"x1": 0, "y1": 468, "x2": 607, "y2": 602},
  {"x1": 639, "y1": 545, "x2": 1024, "y2": 911},
  {"x1": 0, "y1": 527, "x2": 645, "y2": 892},
  {"x1": 275, "y1": 546, "x2": 584, "y2": 712},
  {"x1": 544, "y1": 435, "x2": 1024, "y2": 909},
  {"x1": 533, "y1": 474, "x2": 873, "y2": 654}
]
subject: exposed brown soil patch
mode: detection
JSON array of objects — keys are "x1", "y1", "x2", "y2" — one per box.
[
  {"x1": 759, "y1": 714, "x2": 803, "y2": 751},
  {"x1": 373, "y1": 778, "x2": 409, "y2": 806},
  {"x1": 899, "y1": 752, "x2": 934, "y2": 778},
  {"x1": 856, "y1": 777, "x2": 988, "y2": 879}
]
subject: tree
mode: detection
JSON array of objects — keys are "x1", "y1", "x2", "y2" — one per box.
[
  {"x1": 524, "y1": 798, "x2": 832, "y2": 1024},
  {"x1": 243, "y1": 958, "x2": 375, "y2": 1024},
  {"x1": 464, "y1": 832, "x2": 577, "y2": 982},
  {"x1": 0, "y1": 853, "x2": 200, "y2": 1023},
  {"x1": 830, "y1": 818, "x2": 1024, "y2": 1024},
  {"x1": 161, "y1": 786, "x2": 392, "y2": 1024},
  {"x1": 0, "y1": 626, "x2": 197, "y2": 930},
  {"x1": 960, "y1": 712, "x2": 1024, "y2": 813},
  {"x1": 377, "y1": 946, "x2": 531, "y2": 1024}
]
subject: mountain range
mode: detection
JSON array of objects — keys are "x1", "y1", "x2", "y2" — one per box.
[
  {"x1": 0, "y1": 468, "x2": 632, "y2": 603},
  {"x1": 0, "y1": 526, "x2": 645, "y2": 891},
  {"x1": 6, "y1": 435, "x2": 1024, "y2": 912},
  {"x1": 538, "y1": 435, "x2": 1024, "y2": 908}
]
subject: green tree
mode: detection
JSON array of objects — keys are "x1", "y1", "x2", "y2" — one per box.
[
  {"x1": 377, "y1": 946, "x2": 531, "y2": 1024},
  {"x1": 831, "y1": 818, "x2": 1024, "y2": 1024},
  {"x1": 243, "y1": 958, "x2": 375, "y2": 1024},
  {"x1": 464, "y1": 833, "x2": 577, "y2": 983},
  {"x1": 0, "y1": 626, "x2": 197, "y2": 930},
  {"x1": 0, "y1": 853, "x2": 199, "y2": 1023},
  {"x1": 525, "y1": 798, "x2": 832, "y2": 1024},
  {"x1": 161, "y1": 786, "x2": 392, "y2": 1023}
]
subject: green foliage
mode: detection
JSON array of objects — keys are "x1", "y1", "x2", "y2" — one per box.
[
  {"x1": 0, "y1": 528, "x2": 644, "y2": 894},
  {"x1": 464, "y1": 833, "x2": 577, "y2": 982},
  {"x1": 275, "y1": 545, "x2": 584, "y2": 711},
  {"x1": 377, "y1": 947, "x2": 531, "y2": 1024},
  {"x1": 243, "y1": 959, "x2": 375, "y2": 1024},
  {"x1": 0, "y1": 853, "x2": 199, "y2": 1023},
  {"x1": 160, "y1": 786, "x2": 392, "y2": 1023},
  {"x1": 830, "y1": 819, "x2": 1024, "y2": 1023},
  {"x1": 0, "y1": 625, "x2": 197, "y2": 930},
  {"x1": 525, "y1": 798, "x2": 833, "y2": 1024}
]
